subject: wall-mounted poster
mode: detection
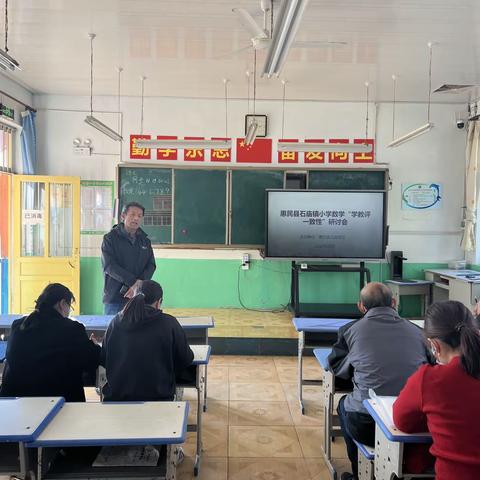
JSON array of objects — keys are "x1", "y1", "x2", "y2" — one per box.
[{"x1": 402, "y1": 183, "x2": 442, "y2": 210}]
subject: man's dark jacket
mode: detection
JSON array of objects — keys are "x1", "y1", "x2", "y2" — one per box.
[
  {"x1": 100, "y1": 306, "x2": 194, "y2": 402},
  {"x1": 101, "y1": 223, "x2": 156, "y2": 305},
  {"x1": 0, "y1": 309, "x2": 101, "y2": 402}
]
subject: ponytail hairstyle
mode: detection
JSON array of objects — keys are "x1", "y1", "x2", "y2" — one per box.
[
  {"x1": 120, "y1": 280, "x2": 163, "y2": 324},
  {"x1": 424, "y1": 300, "x2": 480, "y2": 379}
]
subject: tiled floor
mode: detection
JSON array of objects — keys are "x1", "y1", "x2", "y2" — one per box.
[{"x1": 176, "y1": 354, "x2": 350, "y2": 480}]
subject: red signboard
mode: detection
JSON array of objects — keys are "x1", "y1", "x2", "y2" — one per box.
[
  {"x1": 236, "y1": 138, "x2": 272, "y2": 163},
  {"x1": 277, "y1": 139, "x2": 299, "y2": 164},
  {"x1": 328, "y1": 139, "x2": 349, "y2": 163},
  {"x1": 353, "y1": 138, "x2": 375, "y2": 163},
  {"x1": 210, "y1": 137, "x2": 231, "y2": 162},
  {"x1": 130, "y1": 135, "x2": 151, "y2": 160},
  {"x1": 156, "y1": 135, "x2": 178, "y2": 161},
  {"x1": 184, "y1": 137, "x2": 205, "y2": 161},
  {"x1": 304, "y1": 139, "x2": 325, "y2": 164}
]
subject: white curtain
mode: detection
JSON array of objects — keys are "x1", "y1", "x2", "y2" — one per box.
[{"x1": 461, "y1": 121, "x2": 480, "y2": 251}]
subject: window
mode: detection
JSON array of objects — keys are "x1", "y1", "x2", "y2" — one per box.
[
  {"x1": 0, "y1": 124, "x2": 14, "y2": 172},
  {"x1": 144, "y1": 213, "x2": 171, "y2": 226}
]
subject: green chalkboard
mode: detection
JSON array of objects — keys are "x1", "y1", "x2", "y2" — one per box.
[
  {"x1": 119, "y1": 167, "x2": 172, "y2": 244},
  {"x1": 308, "y1": 169, "x2": 387, "y2": 190},
  {"x1": 174, "y1": 169, "x2": 227, "y2": 244},
  {"x1": 231, "y1": 169, "x2": 284, "y2": 245}
]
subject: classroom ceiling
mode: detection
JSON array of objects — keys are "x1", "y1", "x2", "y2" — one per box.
[{"x1": 3, "y1": 0, "x2": 480, "y2": 103}]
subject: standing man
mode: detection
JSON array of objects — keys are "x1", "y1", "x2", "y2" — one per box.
[{"x1": 101, "y1": 202, "x2": 156, "y2": 315}]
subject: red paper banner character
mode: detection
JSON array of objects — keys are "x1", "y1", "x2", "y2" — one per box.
[
  {"x1": 304, "y1": 139, "x2": 325, "y2": 163},
  {"x1": 236, "y1": 138, "x2": 272, "y2": 163},
  {"x1": 353, "y1": 139, "x2": 375, "y2": 163},
  {"x1": 184, "y1": 137, "x2": 205, "y2": 161},
  {"x1": 211, "y1": 137, "x2": 231, "y2": 162},
  {"x1": 130, "y1": 135, "x2": 151, "y2": 160},
  {"x1": 328, "y1": 139, "x2": 349, "y2": 163},
  {"x1": 278, "y1": 139, "x2": 298, "y2": 164},
  {"x1": 156, "y1": 135, "x2": 178, "y2": 161}
]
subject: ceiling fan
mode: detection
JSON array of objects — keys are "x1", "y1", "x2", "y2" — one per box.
[{"x1": 228, "y1": 0, "x2": 347, "y2": 57}]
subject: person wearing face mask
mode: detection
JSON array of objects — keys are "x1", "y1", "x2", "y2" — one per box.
[
  {"x1": 393, "y1": 301, "x2": 480, "y2": 480},
  {"x1": 0, "y1": 283, "x2": 101, "y2": 402},
  {"x1": 327, "y1": 282, "x2": 433, "y2": 480}
]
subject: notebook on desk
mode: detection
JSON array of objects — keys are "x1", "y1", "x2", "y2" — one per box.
[{"x1": 369, "y1": 389, "x2": 396, "y2": 428}]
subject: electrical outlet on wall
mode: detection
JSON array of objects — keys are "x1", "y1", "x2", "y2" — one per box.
[{"x1": 242, "y1": 253, "x2": 250, "y2": 270}]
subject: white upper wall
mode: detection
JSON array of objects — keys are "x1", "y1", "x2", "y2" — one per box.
[{"x1": 34, "y1": 93, "x2": 466, "y2": 262}]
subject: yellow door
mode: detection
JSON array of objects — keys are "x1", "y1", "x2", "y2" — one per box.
[{"x1": 11, "y1": 176, "x2": 80, "y2": 313}]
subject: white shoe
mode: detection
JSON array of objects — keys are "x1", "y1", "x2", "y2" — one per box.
[{"x1": 175, "y1": 447, "x2": 185, "y2": 466}]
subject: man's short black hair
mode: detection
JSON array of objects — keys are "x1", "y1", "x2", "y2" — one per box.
[
  {"x1": 360, "y1": 282, "x2": 393, "y2": 310},
  {"x1": 122, "y1": 202, "x2": 145, "y2": 215}
]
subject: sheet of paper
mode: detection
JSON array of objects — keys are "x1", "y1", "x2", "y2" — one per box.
[
  {"x1": 93, "y1": 445, "x2": 160, "y2": 467},
  {"x1": 369, "y1": 389, "x2": 396, "y2": 428}
]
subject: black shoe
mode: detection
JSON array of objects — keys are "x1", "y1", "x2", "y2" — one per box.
[{"x1": 340, "y1": 473, "x2": 354, "y2": 480}]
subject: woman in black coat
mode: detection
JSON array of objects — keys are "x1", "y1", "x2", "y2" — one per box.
[
  {"x1": 101, "y1": 280, "x2": 194, "y2": 402},
  {"x1": 0, "y1": 283, "x2": 101, "y2": 402}
]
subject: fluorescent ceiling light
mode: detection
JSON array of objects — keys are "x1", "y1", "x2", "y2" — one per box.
[
  {"x1": 135, "y1": 138, "x2": 231, "y2": 149},
  {"x1": 245, "y1": 122, "x2": 258, "y2": 146},
  {"x1": 387, "y1": 122, "x2": 434, "y2": 148},
  {"x1": 0, "y1": 47, "x2": 20, "y2": 71},
  {"x1": 262, "y1": 0, "x2": 310, "y2": 78},
  {"x1": 278, "y1": 141, "x2": 372, "y2": 153},
  {"x1": 84, "y1": 115, "x2": 123, "y2": 142}
]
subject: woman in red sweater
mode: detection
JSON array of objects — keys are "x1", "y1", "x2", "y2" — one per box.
[{"x1": 393, "y1": 301, "x2": 480, "y2": 480}]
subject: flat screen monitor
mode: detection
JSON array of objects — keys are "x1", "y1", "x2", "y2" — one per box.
[{"x1": 265, "y1": 190, "x2": 387, "y2": 259}]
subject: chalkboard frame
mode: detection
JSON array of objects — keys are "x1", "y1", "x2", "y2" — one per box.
[{"x1": 116, "y1": 164, "x2": 389, "y2": 248}]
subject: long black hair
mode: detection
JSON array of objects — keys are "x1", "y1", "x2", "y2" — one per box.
[
  {"x1": 35, "y1": 283, "x2": 75, "y2": 313},
  {"x1": 424, "y1": 301, "x2": 480, "y2": 379},
  {"x1": 21, "y1": 283, "x2": 75, "y2": 329},
  {"x1": 120, "y1": 280, "x2": 163, "y2": 324}
]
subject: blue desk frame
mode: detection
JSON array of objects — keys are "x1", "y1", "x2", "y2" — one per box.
[
  {"x1": 363, "y1": 399, "x2": 433, "y2": 480},
  {"x1": 28, "y1": 401, "x2": 189, "y2": 480},
  {"x1": 0, "y1": 314, "x2": 214, "y2": 412},
  {"x1": 293, "y1": 317, "x2": 353, "y2": 414},
  {"x1": 0, "y1": 397, "x2": 64, "y2": 479},
  {"x1": 314, "y1": 348, "x2": 353, "y2": 480}
]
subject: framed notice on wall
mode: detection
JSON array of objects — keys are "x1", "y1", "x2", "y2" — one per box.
[
  {"x1": 81, "y1": 180, "x2": 114, "y2": 234},
  {"x1": 402, "y1": 183, "x2": 442, "y2": 210}
]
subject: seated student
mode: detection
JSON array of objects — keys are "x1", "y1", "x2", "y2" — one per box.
[
  {"x1": 101, "y1": 279, "x2": 194, "y2": 402},
  {"x1": 393, "y1": 301, "x2": 480, "y2": 480},
  {"x1": 0, "y1": 283, "x2": 101, "y2": 402},
  {"x1": 327, "y1": 282, "x2": 432, "y2": 480}
]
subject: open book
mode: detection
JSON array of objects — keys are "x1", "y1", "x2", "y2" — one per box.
[{"x1": 368, "y1": 389, "x2": 396, "y2": 428}]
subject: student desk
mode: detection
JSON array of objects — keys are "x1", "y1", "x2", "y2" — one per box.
[
  {"x1": 363, "y1": 398, "x2": 433, "y2": 480},
  {"x1": 424, "y1": 268, "x2": 480, "y2": 307},
  {"x1": 0, "y1": 340, "x2": 6, "y2": 361},
  {"x1": 177, "y1": 344, "x2": 211, "y2": 477},
  {"x1": 28, "y1": 401, "x2": 188, "y2": 480},
  {"x1": 384, "y1": 280, "x2": 433, "y2": 317},
  {"x1": 96, "y1": 344, "x2": 210, "y2": 477},
  {"x1": 0, "y1": 397, "x2": 64, "y2": 479},
  {"x1": 0, "y1": 340, "x2": 6, "y2": 380},
  {"x1": 0, "y1": 314, "x2": 22, "y2": 335},
  {"x1": 314, "y1": 348, "x2": 353, "y2": 480},
  {"x1": 77, "y1": 314, "x2": 214, "y2": 412},
  {"x1": 0, "y1": 314, "x2": 214, "y2": 411},
  {"x1": 293, "y1": 317, "x2": 353, "y2": 413}
]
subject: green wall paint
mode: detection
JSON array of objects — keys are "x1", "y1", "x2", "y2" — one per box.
[{"x1": 80, "y1": 257, "x2": 447, "y2": 317}]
